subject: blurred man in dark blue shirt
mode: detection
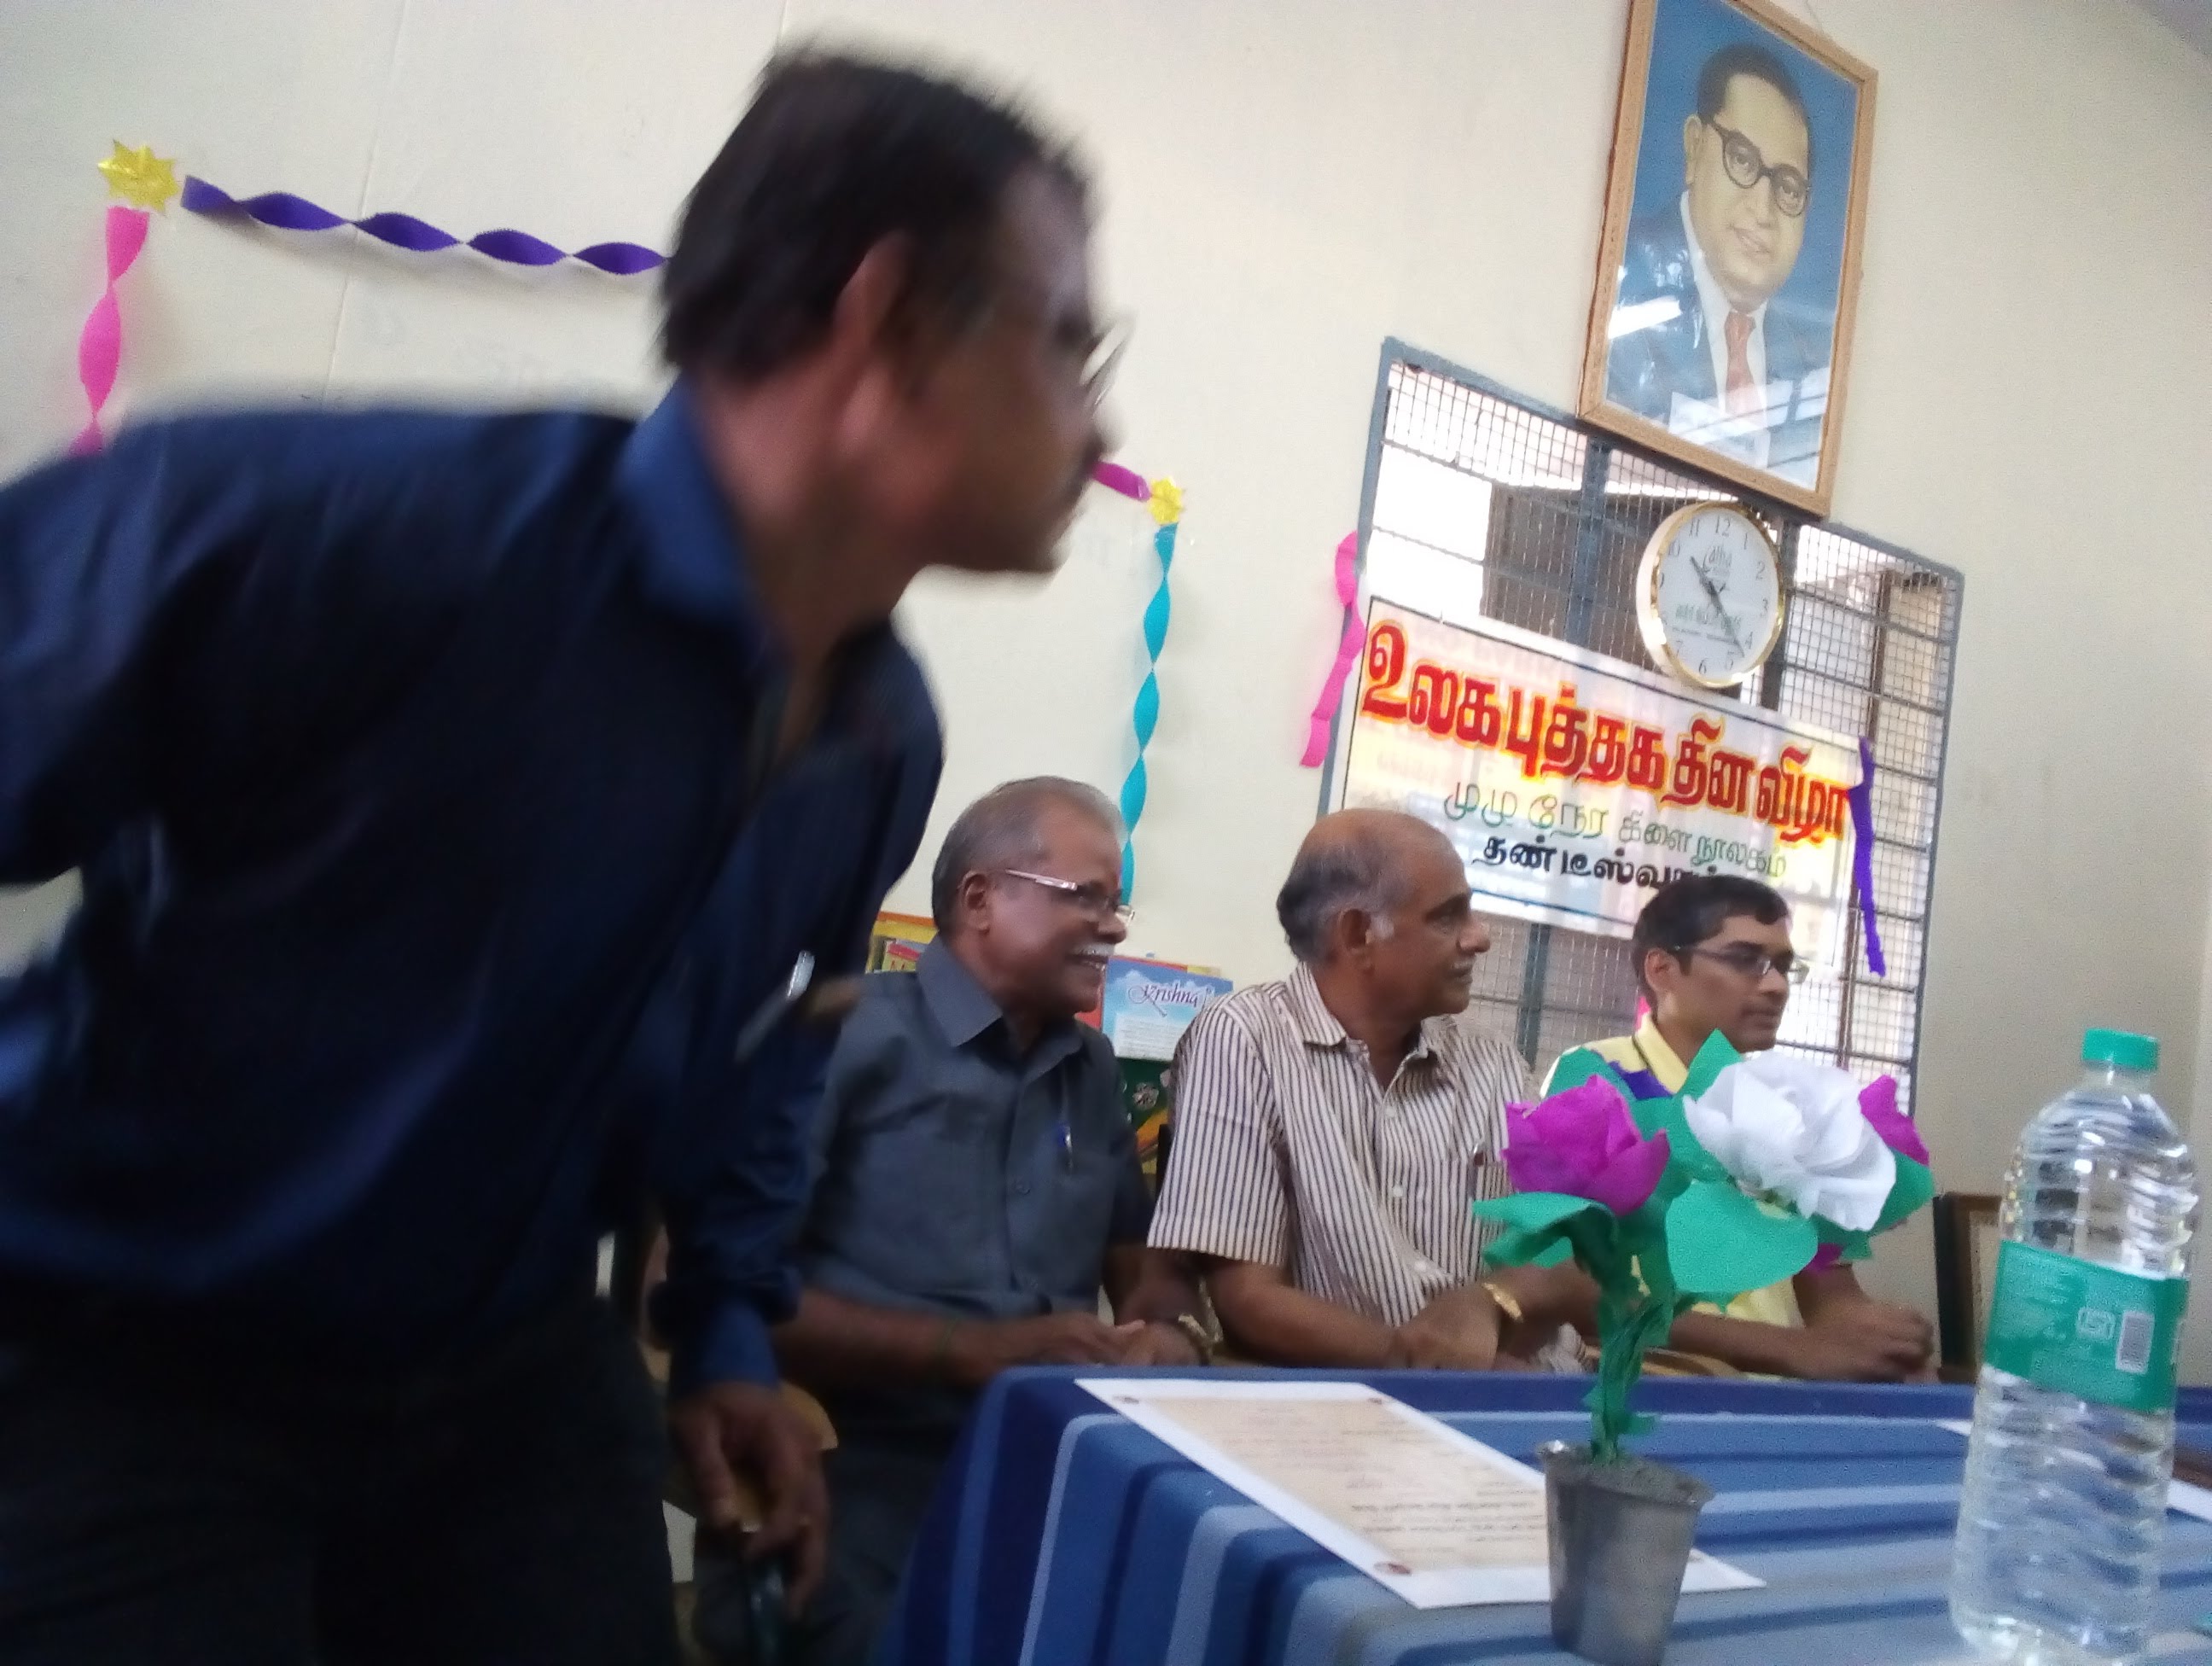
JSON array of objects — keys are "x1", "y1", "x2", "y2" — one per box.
[{"x1": 0, "y1": 53, "x2": 1110, "y2": 1666}]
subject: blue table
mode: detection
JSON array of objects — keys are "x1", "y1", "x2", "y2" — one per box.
[{"x1": 881, "y1": 1372, "x2": 2212, "y2": 1666}]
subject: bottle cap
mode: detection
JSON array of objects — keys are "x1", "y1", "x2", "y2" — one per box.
[{"x1": 2082, "y1": 1028, "x2": 2159, "y2": 1073}]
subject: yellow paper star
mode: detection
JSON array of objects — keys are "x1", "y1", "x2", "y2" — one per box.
[
  {"x1": 1148, "y1": 477, "x2": 1185, "y2": 527},
  {"x1": 97, "y1": 143, "x2": 180, "y2": 211}
]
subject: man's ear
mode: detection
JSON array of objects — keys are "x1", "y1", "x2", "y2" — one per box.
[
  {"x1": 830, "y1": 238, "x2": 911, "y2": 360},
  {"x1": 956, "y1": 870, "x2": 994, "y2": 938},
  {"x1": 826, "y1": 236, "x2": 944, "y2": 432},
  {"x1": 1682, "y1": 114, "x2": 1703, "y2": 186},
  {"x1": 1334, "y1": 907, "x2": 1375, "y2": 967},
  {"x1": 1640, "y1": 945, "x2": 1679, "y2": 1000}
]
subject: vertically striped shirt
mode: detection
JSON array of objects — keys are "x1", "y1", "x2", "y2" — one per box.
[{"x1": 1148, "y1": 966, "x2": 1526, "y2": 1327}]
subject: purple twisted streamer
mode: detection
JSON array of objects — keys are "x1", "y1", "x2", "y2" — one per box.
[
  {"x1": 181, "y1": 176, "x2": 663, "y2": 275},
  {"x1": 1847, "y1": 735, "x2": 1887, "y2": 977}
]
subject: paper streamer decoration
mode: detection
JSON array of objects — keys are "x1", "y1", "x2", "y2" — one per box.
[
  {"x1": 1089, "y1": 462, "x2": 1184, "y2": 900},
  {"x1": 179, "y1": 177, "x2": 665, "y2": 275},
  {"x1": 71, "y1": 205, "x2": 153, "y2": 455},
  {"x1": 1846, "y1": 736, "x2": 1888, "y2": 977},
  {"x1": 1298, "y1": 530, "x2": 1364, "y2": 766},
  {"x1": 1091, "y1": 460, "x2": 1150, "y2": 502}
]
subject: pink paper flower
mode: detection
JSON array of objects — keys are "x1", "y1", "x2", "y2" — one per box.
[
  {"x1": 1504, "y1": 1077, "x2": 1673, "y2": 1217},
  {"x1": 1856, "y1": 1075, "x2": 1928, "y2": 1167},
  {"x1": 1806, "y1": 1242, "x2": 1844, "y2": 1274}
]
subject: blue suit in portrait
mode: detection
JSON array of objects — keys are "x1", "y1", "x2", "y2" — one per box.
[{"x1": 1605, "y1": 205, "x2": 1831, "y2": 488}]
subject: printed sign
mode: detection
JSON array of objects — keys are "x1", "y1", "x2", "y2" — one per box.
[{"x1": 1331, "y1": 599, "x2": 1862, "y2": 959}]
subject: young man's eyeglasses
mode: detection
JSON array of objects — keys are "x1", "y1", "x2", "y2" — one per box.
[
  {"x1": 971, "y1": 279, "x2": 1130, "y2": 411},
  {"x1": 1077, "y1": 317, "x2": 1131, "y2": 410},
  {"x1": 1676, "y1": 942, "x2": 1809, "y2": 984},
  {"x1": 1027, "y1": 308, "x2": 1128, "y2": 410},
  {"x1": 1703, "y1": 119, "x2": 1809, "y2": 218},
  {"x1": 998, "y1": 868, "x2": 1134, "y2": 923}
]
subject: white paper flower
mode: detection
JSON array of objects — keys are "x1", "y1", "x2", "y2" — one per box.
[{"x1": 1682, "y1": 1052, "x2": 1896, "y2": 1232}]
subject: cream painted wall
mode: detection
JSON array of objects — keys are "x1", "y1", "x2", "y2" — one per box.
[{"x1": 3, "y1": 3, "x2": 2209, "y2": 1368}]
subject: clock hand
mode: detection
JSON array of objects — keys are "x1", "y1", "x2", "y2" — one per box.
[{"x1": 1690, "y1": 559, "x2": 1746, "y2": 655}]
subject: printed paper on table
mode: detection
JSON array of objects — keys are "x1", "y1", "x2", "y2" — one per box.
[{"x1": 1081, "y1": 1378, "x2": 1759, "y2": 1608}]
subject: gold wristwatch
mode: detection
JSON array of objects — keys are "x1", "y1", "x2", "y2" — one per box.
[{"x1": 1173, "y1": 1311, "x2": 1219, "y2": 1365}]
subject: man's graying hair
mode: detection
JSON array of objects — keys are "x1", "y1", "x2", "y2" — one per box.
[
  {"x1": 930, "y1": 778, "x2": 1122, "y2": 932},
  {"x1": 1276, "y1": 828, "x2": 1409, "y2": 965}
]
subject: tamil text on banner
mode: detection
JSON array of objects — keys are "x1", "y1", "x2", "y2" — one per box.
[{"x1": 1330, "y1": 600, "x2": 1860, "y2": 962}]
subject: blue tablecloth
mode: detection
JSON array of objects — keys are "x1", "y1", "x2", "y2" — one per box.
[{"x1": 881, "y1": 1372, "x2": 2212, "y2": 1666}]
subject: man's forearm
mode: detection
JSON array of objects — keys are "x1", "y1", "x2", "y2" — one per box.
[
  {"x1": 1791, "y1": 1263, "x2": 1867, "y2": 1322},
  {"x1": 1213, "y1": 1277, "x2": 1401, "y2": 1368},
  {"x1": 1667, "y1": 1308, "x2": 1803, "y2": 1376},
  {"x1": 1497, "y1": 1264, "x2": 1803, "y2": 1376},
  {"x1": 1105, "y1": 1247, "x2": 1204, "y2": 1329},
  {"x1": 1492, "y1": 1263, "x2": 1599, "y2": 1339},
  {"x1": 771, "y1": 1288, "x2": 962, "y2": 1391}
]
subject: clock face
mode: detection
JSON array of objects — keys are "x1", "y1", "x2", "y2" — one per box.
[{"x1": 1636, "y1": 505, "x2": 1784, "y2": 688}]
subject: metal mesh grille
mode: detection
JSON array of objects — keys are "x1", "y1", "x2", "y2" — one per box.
[{"x1": 1359, "y1": 354, "x2": 1961, "y2": 1113}]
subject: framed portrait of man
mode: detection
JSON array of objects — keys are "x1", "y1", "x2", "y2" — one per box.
[{"x1": 1578, "y1": 0, "x2": 1875, "y2": 516}]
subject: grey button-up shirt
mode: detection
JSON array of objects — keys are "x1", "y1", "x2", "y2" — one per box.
[{"x1": 794, "y1": 941, "x2": 1151, "y2": 1433}]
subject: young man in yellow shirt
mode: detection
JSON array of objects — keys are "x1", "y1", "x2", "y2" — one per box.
[{"x1": 1542, "y1": 877, "x2": 1933, "y2": 1381}]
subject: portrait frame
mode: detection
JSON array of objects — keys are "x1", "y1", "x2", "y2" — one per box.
[{"x1": 1578, "y1": 0, "x2": 1877, "y2": 516}]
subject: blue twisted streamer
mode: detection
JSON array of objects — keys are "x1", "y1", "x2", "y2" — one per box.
[
  {"x1": 179, "y1": 176, "x2": 665, "y2": 275},
  {"x1": 1119, "y1": 520, "x2": 1178, "y2": 900}
]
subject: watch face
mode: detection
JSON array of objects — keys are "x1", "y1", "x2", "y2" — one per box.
[{"x1": 1642, "y1": 507, "x2": 1784, "y2": 687}]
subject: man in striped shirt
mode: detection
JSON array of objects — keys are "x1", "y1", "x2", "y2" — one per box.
[
  {"x1": 1543, "y1": 876, "x2": 1933, "y2": 1380},
  {"x1": 1148, "y1": 811, "x2": 1558, "y2": 1368}
]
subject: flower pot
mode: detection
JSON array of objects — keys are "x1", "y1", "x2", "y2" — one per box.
[{"x1": 1537, "y1": 1440, "x2": 1714, "y2": 1666}]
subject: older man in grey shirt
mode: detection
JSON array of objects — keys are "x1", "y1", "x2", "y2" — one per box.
[{"x1": 697, "y1": 778, "x2": 1204, "y2": 1666}]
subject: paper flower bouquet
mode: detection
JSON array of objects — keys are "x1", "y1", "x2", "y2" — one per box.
[{"x1": 1472, "y1": 1033, "x2": 1935, "y2": 1460}]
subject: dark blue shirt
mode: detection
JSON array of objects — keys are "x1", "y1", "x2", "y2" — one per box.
[
  {"x1": 0, "y1": 388, "x2": 941, "y2": 1394},
  {"x1": 795, "y1": 942, "x2": 1150, "y2": 1434}
]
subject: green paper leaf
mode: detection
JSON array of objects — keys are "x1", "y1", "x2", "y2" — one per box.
[
  {"x1": 1541, "y1": 1047, "x2": 1615, "y2": 1097},
  {"x1": 1483, "y1": 1224, "x2": 1561, "y2": 1269},
  {"x1": 1470, "y1": 1191, "x2": 1604, "y2": 1233},
  {"x1": 1665, "y1": 1180, "x2": 1819, "y2": 1299},
  {"x1": 1872, "y1": 1155, "x2": 1936, "y2": 1234},
  {"x1": 1681, "y1": 1029, "x2": 1745, "y2": 1100},
  {"x1": 1623, "y1": 1090, "x2": 1727, "y2": 1189},
  {"x1": 1485, "y1": 1203, "x2": 1618, "y2": 1273},
  {"x1": 1559, "y1": 1211, "x2": 1627, "y2": 1287}
]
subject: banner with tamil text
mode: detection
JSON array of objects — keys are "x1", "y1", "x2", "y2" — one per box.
[{"x1": 1330, "y1": 600, "x2": 1861, "y2": 961}]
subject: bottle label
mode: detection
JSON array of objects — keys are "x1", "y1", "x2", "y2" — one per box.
[{"x1": 1984, "y1": 1238, "x2": 2186, "y2": 1413}]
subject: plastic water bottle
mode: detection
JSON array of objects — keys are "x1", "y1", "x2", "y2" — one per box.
[{"x1": 1950, "y1": 1028, "x2": 2199, "y2": 1663}]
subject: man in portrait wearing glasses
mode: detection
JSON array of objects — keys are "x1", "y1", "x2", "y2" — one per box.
[
  {"x1": 1606, "y1": 41, "x2": 1829, "y2": 487},
  {"x1": 694, "y1": 778, "x2": 1205, "y2": 1666},
  {"x1": 1541, "y1": 876, "x2": 1933, "y2": 1380}
]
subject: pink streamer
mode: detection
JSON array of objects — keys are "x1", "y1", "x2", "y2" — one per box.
[
  {"x1": 1091, "y1": 459, "x2": 1150, "y2": 501},
  {"x1": 70, "y1": 205, "x2": 151, "y2": 455},
  {"x1": 1298, "y1": 531, "x2": 1363, "y2": 767}
]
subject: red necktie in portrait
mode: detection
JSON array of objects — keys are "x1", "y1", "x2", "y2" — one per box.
[{"x1": 1723, "y1": 311, "x2": 1760, "y2": 418}]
